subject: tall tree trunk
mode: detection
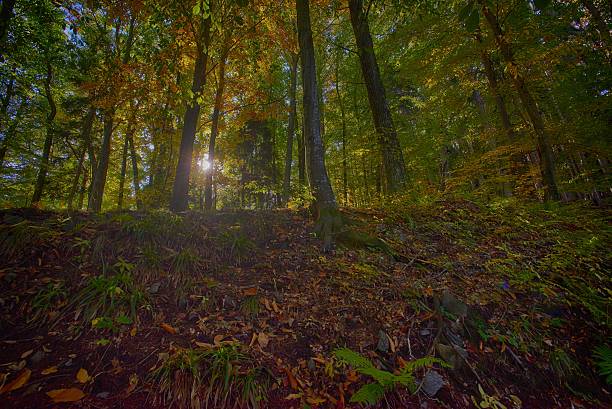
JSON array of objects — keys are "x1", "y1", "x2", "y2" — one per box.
[
  {"x1": 297, "y1": 0, "x2": 340, "y2": 248},
  {"x1": 88, "y1": 110, "x2": 114, "y2": 211},
  {"x1": 128, "y1": 130, "x2": 141, "y2": 210},
  {"x1": 0, "y1": 0, "x2": 16, "y2": 58},
  {"x1": 334, "y1": 51, "x2": 348, "y2": 206},
  {"x1": 31, "y1": 62, "x2": 56, "y2": 205},
  {"x1": 68, "y1": 107, "x2": 95, "y2": 210},
  {"x1": 117, "y1": 134, "x2": 129, "y2": 209},
  {"x1": 475, "y1": 32, "x2": 514, "y2": 140},
  {"x1": 170, "y1": 15, "x2": 212, "y2": 212},
  {"x1": 348, "y1": 0, "x2": 407, "y2": 193},
  {"x1": 479, "y1": 1, "x2": 560, "y2": 201},
  {"x1": 87, "y1": 16, "x2": 136, "y2": 211},
  {"x1": 205, "y1": 38, "x2": 229, "y2": 211},
  {"x1": 78, "y1": 164, "x2": 88, "y2": 210},
  {"x1": 283, "y1": 53, "x2": 299, "y2": 206}
]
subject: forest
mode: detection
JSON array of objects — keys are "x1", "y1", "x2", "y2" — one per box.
[{"x1": 0, "y1": 0, "x2": 610, "y2": 408}]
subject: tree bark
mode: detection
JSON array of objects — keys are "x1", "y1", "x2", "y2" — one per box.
[
  {"x1": 348, "y1": 0, "x2": 407, "y2": 193},
  {"x1": 117, "y1": 134, "x2": 129, "y2": 209},
  {"x1": 0, "y1": 0, "x2": 16, "y2": 58},
  {"x1": 31, "y1": 61, "x2": 56, "y2": 204},
  {"x1": 127, "y1": 128, "x2": 141, "y2": 210},
  {"x1": 297, "y1": 0, "x2": 340, "y2": 248},
  {"x1": 283, "y1": 53, "x2": 299, "y2": 206},
  {"x1": 88, "y1": 110, "x2": 114, "y2": 211},
  {"x1": 205, "y1": 38, "x2": 229, "y2": 211},
  {"x1": 297, "y1": 117, "x2": 305, "y2": 185},
  {"x1": 68, "y1": 107, "x2": 95, "y2": 210},
  {"x1": 479, "y1": 1, "x2": 560, "y2": 201},
  {"x1": 170, "y1": 14, "x2": 212, "y2": 212}
]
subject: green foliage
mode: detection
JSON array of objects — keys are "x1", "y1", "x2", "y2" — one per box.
[
  {"x1": 171, "y1": 247, "x2": 201, "y2": 275},
  {"x1": 0, "y1": 220, "x2": 57, "y2": 260},
  {"x1": 218, "y1": 225, "x2": 255, "y2": 265},
  {"x1": 241, "y1": 295, "x2": 260, "y2": 316},
  {"x1": 334, "y1": 347, "x2": 446, "y2": 404},
  {"x1": 593, "y1": 346, "x2": 612, "y2": 385},
  {"x1": 29, "y1": 281, "x2": 66, "y2": 324},
  {"x1": 152, "y1": 344, "x2": 269, "y2": 409}
]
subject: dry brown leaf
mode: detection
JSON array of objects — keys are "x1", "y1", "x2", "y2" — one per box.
[
  {"x1": 130, "y1": 327, "x2": 137, "y2": 337},
  {"x1": 306, "y1": 396, "x2": 326, "y2": 405},
  {"x1": 262, "y1": 298, "x2": 272, "y2": 311},
  {"x1": 47, "y1": 388, "x2": 86, "y2": 403},
  {"x1": 125, "y1": 373, "x2": 138, "y2": 394},
  {"x1": 41, "y1": 366, "x2": 58, "y2": 375},
  {"x1": 0, "y1": 368, "x2": 31, "y2": 394},
  {"x1": 257, "y1": 332, "x2": 269, "y2": 348},
  {"x1": 272, "y1": 300, "x2": 281, "y2": 313},
  {"x1": 76, "y1": 368, "x2": 91, "y2": 383},
  {"x1": 249, "y1": 332, "x2": 258, "y2": 347},
  {"x1": 20, "y1": 350, "x2": 33, "y2": 359},
  {"x1": 285, "y1": 368, "x2": 298, "y2": 390},
  {"x1": 195, "y1": 341, "x2": 213, "y2": 349},
  {"x1": 160, "y1": 323, "x2": 177, "y2": 335},
  {"x1": 243, "y1": 287, "x2": 258, "y2": 296},
  {"x1": 284, "y1": 393, "x2": 302, "y2": 400},
  {"x1": 213, "y1": 334, "x2": 224, "y2": 346}
]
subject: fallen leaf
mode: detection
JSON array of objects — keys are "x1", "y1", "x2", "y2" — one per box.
[
  {"x1": 47, "y1": 388, "x2": 86, "y2": 403},
  {"x1": 272, "y1": 300, "x2": 281, "y2": 313},
  {"x1": 306, "y1": 396, "x2": 327, "y2": 405},
  {"x1": 243, "y1": 287, "x2": 258, "y2": 296},
  {"x1": 213, "y1": 334, "x2": 225, "y2": 346},
  {"x1": 125, "y1": 373, "x2": 138, "y2": 394},
  {"x1": 257, "y1": 332, "x2": 269, "y2": 348},
  {"x1": 249, "y1": 333, "x2": 258, "y2": 347},
  {"x1": 76, "y1": 368, "x2": 91, "y2": 383},
  {"x1": 195, "y1": 341, "x2": 213, "y2": 349},
  {"x1": 160, "y1": 323, "x2": 177, "y2": 335},
  {"x1": 285, "y1": 368, "x2": 298, "y2": 390},
  {"x1": 130, "y1": 327, "x2": 137, "y2": 337},
  {"x1": 20, "y1": 350, "x2": 33, "y2": 359},
  {"x1": 262, "y1": 298, "x2": 272, "y2": 311},
  {"x1": 41, "y1": 366, "x2": 58, "y2": 375},
  {"x1": 0, "y1": 368, "x2": 31, "y2": 394}
]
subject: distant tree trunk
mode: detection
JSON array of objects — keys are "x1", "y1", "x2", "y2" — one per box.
[
  {"x1": 334, "y1": 50, "x2": 348, "y2": 206},
  {"x1": 170, "y1": 15, "x2": 212, "y2": 212},
  {"x1": 205, "y1": 39, "x2": 229, "y2": 211},
  {"x1": 283, "y1": 53, "x2": 299, "y2": 206},
  {"x1": 68, "y1": 107, "x2": 95, "y2": 210},
  {"x1": 128, "y1": 130, "x2": 141, "y2": 210},
  {"x1": 117, "y1": 135, "x2": 129, "y2": 209},
  {"x1": 479, "y1": 1, "x2": 560, "y2": 201},
  {"x1": 77, "y1": 164, "x2": 88, "y2": 210},
  {"x1": 87, "y1": 17, "x2": 135, "y2": 212},
  {"x1": 297, "y1": 118, "x2": 305, "y2": 185},
  {"x1": 31, "y1": 61, "x2": 56, "y2": 205},
  {"x1": 0, "y1": 0, "x2": 16, "y2": 57},
  {"x1": 475, "y1": 32, "x2": 514, "y2": 140},
  {"x1": 88, "y1": 110, "x2": 114, "y2": 211},
  {"x1": 348, "y1": 0, "x2": 407, "y2": 194},
  {"x1": 297, "y1": 0, "x2": 340, "y2": 248},
  {"x1": 582, "y1": 0, "x2": 611, "y2": 47}
]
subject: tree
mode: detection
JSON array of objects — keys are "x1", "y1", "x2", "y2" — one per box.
[
  {"x1": 296, "y1": 0, "x2": 341, "y2": 248},
  {"x1": 170, "y1": 1, "x2": 212, "y2": 212},
  {"x1": 348, "y1": 0, "x2": 407, "y2": 194}
]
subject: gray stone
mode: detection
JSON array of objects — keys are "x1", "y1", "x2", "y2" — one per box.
[
  {"x1": 376, "y1": 330, "x2": 390, "y2": 353},
  {"x1": 148, "y1": 282, "x2": 161, "y2": 294},
  {"x1": 29, "y1": 350, "x2": 45, "y2": 365},
  {"x1": 441, "y1": 291, "x2": 468, "y2": 318},
  {"x1": 421, "y1": 370, "x2": 445, "y2": 397}
]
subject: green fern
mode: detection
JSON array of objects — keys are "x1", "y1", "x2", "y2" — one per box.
[
  {"x1": 334, "y1": 347, "x2": 447, "y2": 404},
  {"x1": 593, "y1": 345, "x2": 612, "y2": 384}
]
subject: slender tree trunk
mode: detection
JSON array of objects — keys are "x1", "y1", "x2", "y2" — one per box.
[
  {"x1": 283, "y1": 53, "x2": 299, "y2": 206},
  {"x1": 170, "y1": 15, "x2": 212, "y2": 212},
  {"x1": 297, "y1": 0, "x2": 340, "y2": 248},
  {"x1": 334, "y1": 51, "x2": 348, "y2": 206},
  {"x1": 78, "y1": 164, "x2": 88, "y2": 210},
  {"x1": 297, "y1": 117, "x2": 305, "y2": 185},
  {"x1": 88, "y1": 110, "x2": 114, "y2": 211},
  {"x1": 117, "y1": 135, "x2": 129, "y2": 209},
  {"x1": 31, "y1": 62, "x2": 56, "y2": 205},
  {"x1": 0, "y1": 0, "x2": 16, "y2": 58},
  {"x1": 128, "y1": 130, "x2": 141, "y2": 210},
  {"x1": 205, "y1": 38, "x2": 229, "y2": 211},
  {"x1": 348, "y1": 0, "x2": 407, "y2": 193},
  {"x1": 479, "y1": 1, "x2": 560, "y2": 201},
  {"x1": 68, "y1": 107, "x2": 95, "y2": 210}
]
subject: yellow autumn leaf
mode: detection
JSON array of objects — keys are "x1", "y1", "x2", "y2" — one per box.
[
  {"x1": 41, "y1": 366, "x2": 58, "y2": 375},
  {"x1": 0, "y1": 368, "x2": 31, "y2": 394},
  {"x1": 76, "y1": 368, "x2": 91, "y2": 383},
  {"x1": 47, "y1": 388, "x2": 86, "y2": 403}
]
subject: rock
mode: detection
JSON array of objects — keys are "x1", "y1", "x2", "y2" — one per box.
[
  {"x1": 421, "y1": 370, "x2": 445, "y2": 397},
  {"x1": 376, "y1": 330, "x2": 390, "y2": 353},
  {"x1": 148, "y1": 282, "x2": 161, "y2": 294},
  {"x1": 96, "y1": 392, "x2": 110, "y2": 399},
  {"x1": 29, "y1": 350, "x2": 45, "y2": 365},
  {"x1": 441, "y1": 291, "x2": 468, "y2": 318},
  {"x1": 436, "y1": 343, "x2": 462, "y2": 369},
  {"x1": 419, "y1": 329, "x2": 431, "y2": 336},
  {"x1": 178, "y1": 296, "x2": 188, "y2": 310},
  {"x1": 308, "y1": 358, "x2": 316, "y2": 371}
]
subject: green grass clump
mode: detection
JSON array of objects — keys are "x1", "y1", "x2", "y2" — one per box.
[{"x1": 152, "y1": 344, "x2": 269, "y2": 409}]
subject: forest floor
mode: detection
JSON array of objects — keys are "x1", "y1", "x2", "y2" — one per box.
[{"x1": 0, "y1": 198, "x2": 610, "y2": 409}]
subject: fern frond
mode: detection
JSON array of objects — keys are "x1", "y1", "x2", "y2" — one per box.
[
  {"x1": 350, "y1": 382, "x2": 386, "y2": 405},
  {"x1": 359, "y1": 366, "x2": 397, "y2": 387},
  {"x1": 334, "y1": 348, "x2": 374, "y2": 369},
  {"x1": 400, "y1": 356, "x2": 448, "y2": 375}
]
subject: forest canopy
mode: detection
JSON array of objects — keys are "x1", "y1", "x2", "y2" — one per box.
[{"x1": 0, "y1": 0, "x2": 609, "y2": 215}]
